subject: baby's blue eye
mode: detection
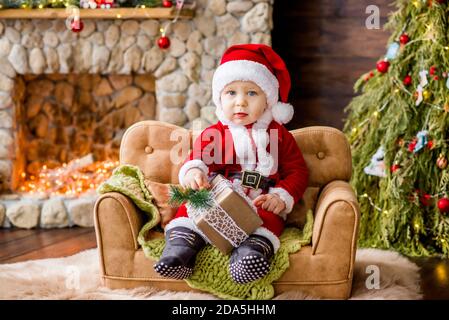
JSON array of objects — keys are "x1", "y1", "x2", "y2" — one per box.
[
  {"x1": 227, "y1": 90, "x2": 236, "y2": 95},
  {"x1": 248, "y1": 91, "x2": 257, "y2": 96}
]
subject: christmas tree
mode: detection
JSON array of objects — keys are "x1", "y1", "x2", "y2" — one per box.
[{"x1": 344, "y1": 0, "x2": 449, "y2": 257}]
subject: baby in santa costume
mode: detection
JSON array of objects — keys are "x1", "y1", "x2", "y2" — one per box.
[{"x1": 154, "y1": 44, "x2": 309, "y2": 284}]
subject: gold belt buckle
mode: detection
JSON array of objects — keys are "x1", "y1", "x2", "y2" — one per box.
[{"x1": 241, "y1": 170, "x2": 262, "y2": 190}]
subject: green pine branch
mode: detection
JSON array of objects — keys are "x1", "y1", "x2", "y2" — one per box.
[{"x1": 168, "y1": 185, "x2": 214, "y2": 210}]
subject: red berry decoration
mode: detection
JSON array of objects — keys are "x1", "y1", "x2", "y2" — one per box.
[
  {"x1": 162, "y1": 0, "x2": 173, "y2": 7},
  {"x1": 157, "y1": 36, "x2": 171, "y2": 49},
  {"x1": 430, "y1": 65, "x2": 438, "y2": 75},
  {"x1": 408, "y1": 138, "x2": 417, "y2": 152},
  {"x1": 403, "y1": 75, "x2": 412, "y2": 86},
  {"x1": 438, "y1": 198, "x2": 449, "y2": 214},
  {"x1": 420, "y1": 194, "x2": 432, "y2": 206},
  {"x1": 399, "y1": 33, "x2": 410, "y2": 45},
  {"x1": 390, "y1": 164, "x2": 401, "y2": 173},
  {"x1": 377, "y1": 60, "x2": 390, "y2": 73},
  {"x1": 71, "y1": 18, "x2": 84, "y2": 33}
]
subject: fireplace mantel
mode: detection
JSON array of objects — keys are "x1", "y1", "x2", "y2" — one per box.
[
  {"x1": 0, "y1": 0, "x2": 275, "y2": 229},
  {"x1": 0, "y1": 8, "x2": 194, "y2": 19}
]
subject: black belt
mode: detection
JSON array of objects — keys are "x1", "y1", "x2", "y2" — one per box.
[{"x1": 213, "y1": 170, "x2": 276, "y2": 191}]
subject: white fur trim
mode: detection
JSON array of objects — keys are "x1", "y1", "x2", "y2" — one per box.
[
  {"x1": 178, "y1": 159, "x2": 209, "y2": 187},
  {"x1": 164, "y1": 217, "x2": 210, "y2": 243},
  {"x1": 271, "y1": 102, "x2": 294, "y2": 124},
  {"x1": 212, "y1": 60, "x2": 279, "y2": 109},
  {"x1": 269, "y1": 187, "x2": 295, "y2": 219},
  {"x1": 252, "y1": 227, "x2": 280, "y2": 253},
  {"x1": 215, "y1": 107, "x2": 276, "y2": 177},
  {"x1": 225, "y1": 123, "x2": 257, "y2": 171},
  {"x1": 165, "y1": 216, "x2": 196, "y2": 232}
]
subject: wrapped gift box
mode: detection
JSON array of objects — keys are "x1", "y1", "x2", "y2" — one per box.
[{"x1": 189, "y1": 174, "x2": 263, "y2": 254}]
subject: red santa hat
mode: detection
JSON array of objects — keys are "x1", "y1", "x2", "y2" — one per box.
[{"x1": 212, "y1": 44, "x2": 294, "y2": 125}]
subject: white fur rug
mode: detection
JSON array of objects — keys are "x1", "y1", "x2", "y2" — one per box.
[{"x1": 0, "y1": 248, "x2": 422, "y2": 300}]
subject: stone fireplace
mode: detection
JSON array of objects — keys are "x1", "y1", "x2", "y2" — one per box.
[
  {"x1": 0, "y1": 0, "x2": 274, "y2": 229},
  {"x1": 12, "y1": 73, "x2": 155, "y2": 192}
]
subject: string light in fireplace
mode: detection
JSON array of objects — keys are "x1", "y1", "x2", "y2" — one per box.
[{"x1": 18, "y1": 154, "x2": 119, "y2": 198}]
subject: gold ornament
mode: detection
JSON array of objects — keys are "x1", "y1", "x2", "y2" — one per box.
[
  {"x1": 437, "y1": 154, "x2": 448, "y2": 169},
  {"x1": 423, "y1": 90, "x2": 431, "y2": 100}
]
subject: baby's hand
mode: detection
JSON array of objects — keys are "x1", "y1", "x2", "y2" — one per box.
[
  {"x1": 253, "y1": 194, "x2": 286, "y2": 215},
  {"x1": 183, "y1": 168, "x2": 210, "y2": 190}
]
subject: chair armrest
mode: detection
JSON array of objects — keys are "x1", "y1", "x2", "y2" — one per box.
[
  {"x1": 94, "y1": 192, "x2": 145, "y2": 252},
  {"x1": 312, "y1": 181, "x2": 360, "y2": 256}
]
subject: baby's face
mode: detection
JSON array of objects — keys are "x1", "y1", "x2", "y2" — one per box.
[{"x1": 220, "y1": 81, "x2": 267, "y2": 126}]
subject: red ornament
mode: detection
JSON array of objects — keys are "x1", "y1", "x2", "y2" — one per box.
[
  {"x1": 377, "y1": 60, "x2": 390, "y2": 73},
  {"x1": 408, "y1": 138, "x2": 417, "y2": 152},
  {"x1": 434, "y1": 76, "x2": 439, "y2": 81},
  {"x1": 427, "y1": 140, "x2": 434, "y2": 149},
  {"x1": 162, "y1": 0, "x2": 173, "y2": 7},
  {"x1": 71, "y1": 18, "x2": 84, "y2": 33},
  {"x1": 96, "y1": 0, "x2": 114, "y2": 9},
  {"x1": 420, "y1": 194, "x2": 432, "y2": 206},
  {"x1": 430, "y1": 65, "x2": 438, "y2": 75},
  {"x1": 157, "y1": 36, "x2": 171, "y2": 49},
  {"x1": 403, "y1": 75, "x2": 412, "y2": 86},
  {"x1": 438, "y1": 198, "x2": 449, "y2": 213},
  {"x1": 399, "y1": 34, "x2": 410, "y2": 45},
  {"x1": 390, "y1": 164, "x2": 401, "y2": 173}
]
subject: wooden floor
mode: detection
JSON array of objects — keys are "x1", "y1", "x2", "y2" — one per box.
[
  {"x1": 0, "y1": 227, "x2": 97, "y2": 264},
  {"x1": 0, "y1": 227, "x2": 448, "y2": 300}
]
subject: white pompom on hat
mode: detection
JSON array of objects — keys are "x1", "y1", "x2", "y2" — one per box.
[{"x1": 212, "y1": 44, "x2": 294, "y2": 125}]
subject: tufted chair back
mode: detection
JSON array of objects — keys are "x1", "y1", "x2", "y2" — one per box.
[
  {"x1": 120, "y1": 121, "x2": 352, "y2": 227},
  {"x1": 120, "y1": 121, "x2": 192, "y2": 184}
]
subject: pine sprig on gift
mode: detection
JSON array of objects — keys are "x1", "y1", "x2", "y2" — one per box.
[{"x1": 168, "y1": 185, "x2": 214, "y2": 209}]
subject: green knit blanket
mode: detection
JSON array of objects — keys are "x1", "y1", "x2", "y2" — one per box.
[
  {"x1": 98, "y1": 164, "x2": 313, "y2": 300},
  {"x1": 97, "y1": 165, "x2": 161, "y2": 230}
]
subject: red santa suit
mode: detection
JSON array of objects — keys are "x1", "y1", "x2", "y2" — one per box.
[
  {"x1": 165, "y1": 44, "x2": 309, "y2": 253},
  {"x1": 168, "y1": 107, "x2": 309, "y2": 252}
]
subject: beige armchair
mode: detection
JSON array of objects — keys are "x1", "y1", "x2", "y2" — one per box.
[{"x1": 94, "y1": 121, "x2": 360, "y2": 299}]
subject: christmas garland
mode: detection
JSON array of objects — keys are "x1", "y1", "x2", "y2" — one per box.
[
  {"x1": 0, "y1": 0, "x2": 168, "y2": 9},
  {"x1": 344, "y1": 0, "x2": 449, "y2": 257}
]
